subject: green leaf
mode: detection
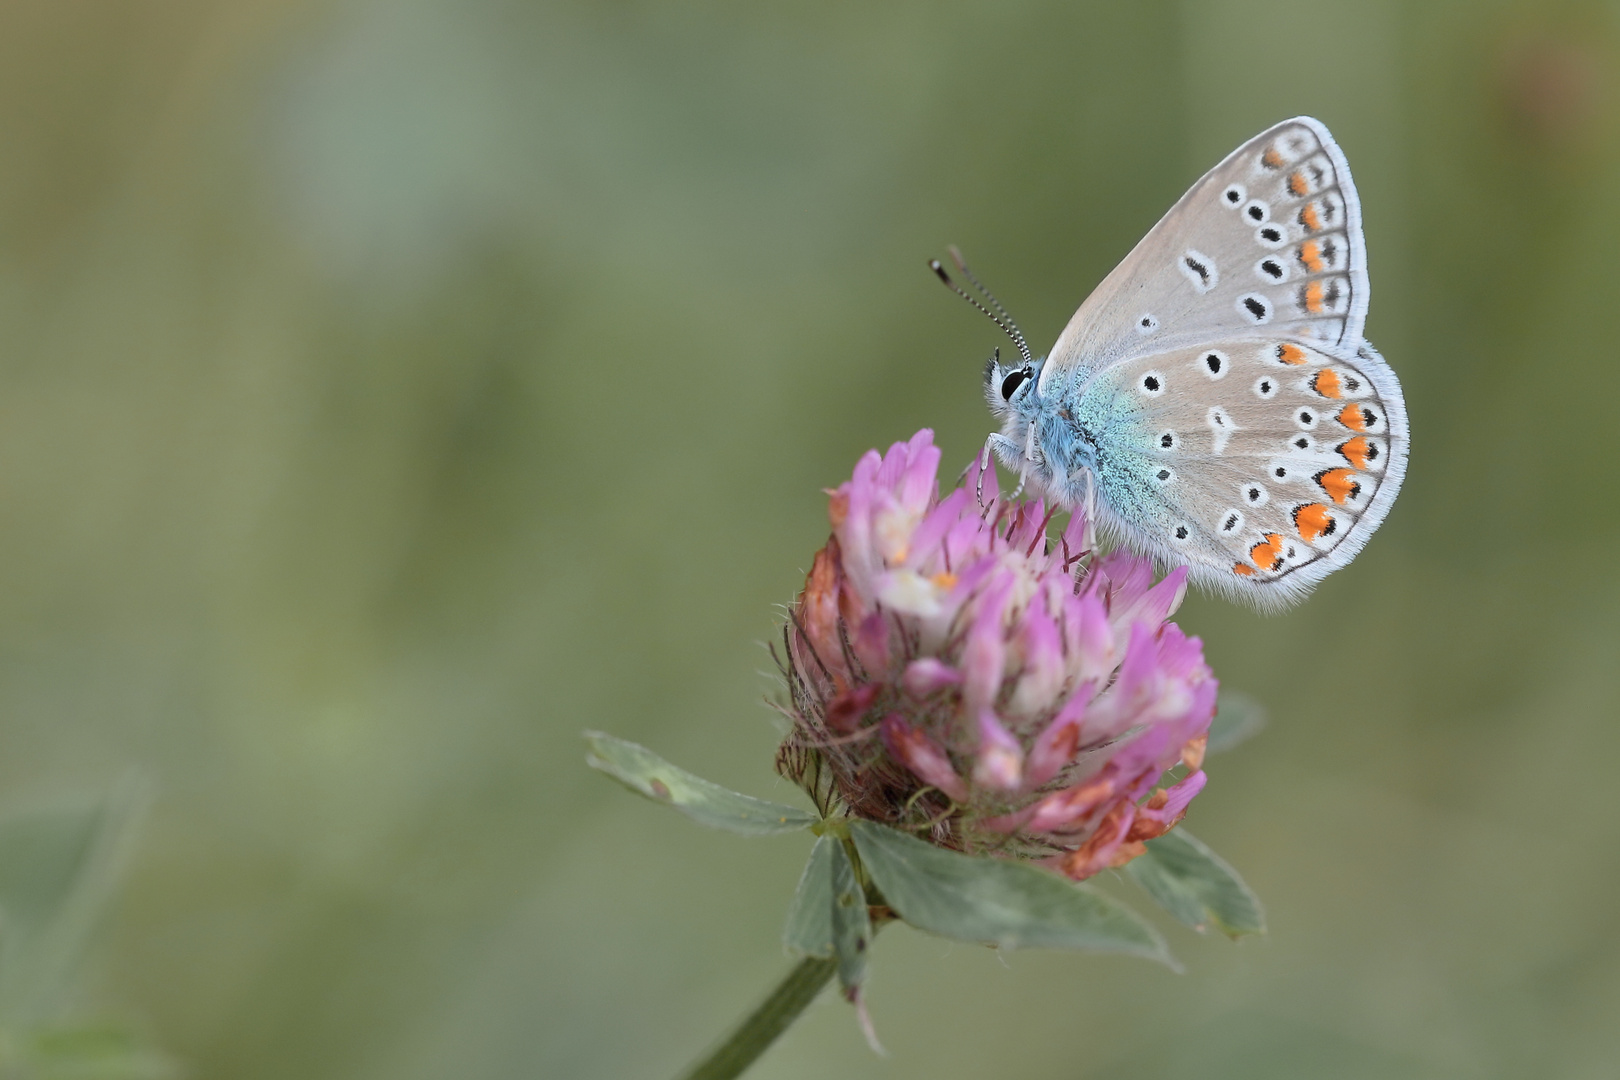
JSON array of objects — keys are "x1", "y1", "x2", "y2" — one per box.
[
  {"x1": 1207, "y1": 691, "x2": 1266, "y2": 754},
  {"x1": 583, "y1": 731, "x2": 816, "y2": 836},
  {"x1": 848, "y1": 821, "x2": 1172, "y2": 966},
  {"x1": 782, "y1": 835, "x2": 835, "y2": 959},
  {"x1": 828, "y1": 839, "x2": 871, "y2": 994},
  {"x1": 0, "y1": 778, "x2": 148, "y2": 1022},
  {"x1": 24, "y1": 1022, "x2": 177, "y2": 1080},
  {"x1": 1126, "y1": 829, "x2": 1266, "y2": 938}
]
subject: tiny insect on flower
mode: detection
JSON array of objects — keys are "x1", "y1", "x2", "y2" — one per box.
[{"x1": 775, "y1": 430, "x2": 1216, "y2": 880}]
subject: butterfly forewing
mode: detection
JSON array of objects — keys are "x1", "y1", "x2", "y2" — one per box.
[
  {"x1": 1040, "y1": 117, "x2": 1368, "y2": 395},
  {"x1": 1080, "y1": 337, "x2": 1406, "y2": 606},
  {"x1": 974, "y1": 115, "x2": 1403, "y2": 607}
]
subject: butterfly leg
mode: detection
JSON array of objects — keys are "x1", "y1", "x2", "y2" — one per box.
[
  {"x1": 1077, "y1": 467, "x2": 1098, "y2": 553},
  {"x1": 1006, "y1": 473, "x2": 1027, "y2": 502},
  {"x1": 1004, "y1": 422, "x2": 1048, "y2": 501},
  {"x1": 976, "y1": 433, "x2": 1022, "y2": 509}
]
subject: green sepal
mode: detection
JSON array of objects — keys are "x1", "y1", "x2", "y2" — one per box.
[
  {"x1": 782, "y1": 835, "x2": 836, "y2": 959},
  {"x1": 583, "y1": 731, "x2": 816, "y2": 836},
  {"x1": 1126, "y1": 829, "x2": 1266, "y2": 939},
  {"x1": 1206, "y1": 691, "x2": 1266, "y2": 754},
  {"x1": 828, "y1": 839, "x2": 871, "y2": 995},
  {"x1": 848, "y1": 821, "x2": 1173, "y2": 967}
]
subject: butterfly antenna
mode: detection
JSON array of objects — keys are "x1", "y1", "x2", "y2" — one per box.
[
  {"x1": 929, "y1": 252, "x2": 1035, "y2": 367},
  {"x1": 946, "y1": 246, "x2": 1032, "y2": 361}
]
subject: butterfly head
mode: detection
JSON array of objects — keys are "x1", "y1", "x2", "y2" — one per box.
[{"x1": 982, "y1": 349, "x2": 1043, "y2": 422}]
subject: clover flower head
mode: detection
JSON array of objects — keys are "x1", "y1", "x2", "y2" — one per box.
[{"x1": 776, "y1": 430, "x2": 1217, "y2": 880}]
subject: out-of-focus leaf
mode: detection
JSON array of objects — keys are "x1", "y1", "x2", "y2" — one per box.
[
  {"x1": 0, "y1": 778, "x2": 149, "y2": 1022},
  {"x1": 1126, "y1": 829, "x2": 1265, "y2": 938},
  {"x1": 828, "y1": 839, "x2": 870, "y2": 994},
  {"x1": 1206, "y1": 691, "x2": 1266, "y2": 754},
  {"x1": 782, "y1": 835, "x2": 835, "y2": 959},
  {"x1": 848, "y1": 821, "x2": 1172, "y2": 966},
  {"x1": 583, "y1": 731, "x2": 815, "y2": 836},
  {"x1": 23, "y1": 1022, "x2": 177, "y2": 1080}
]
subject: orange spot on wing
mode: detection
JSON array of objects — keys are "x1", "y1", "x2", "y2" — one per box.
[
  {"x1": 1299, "y1": 239, "x2": 1324, "y2": 273},
  {"x1": 1338, "y1": 436, "x2": 1373, "y2": 469},
  {"x1": 1304, "y1": 280, "x2": 1326, "y2": 313},
  {"x1": 1315, "y1": 468, "x2": 1362, "y2": 505},
  {"x1": 1312, "y1": 368, "x2": 1342, "y2": 397},
  {"x1": 1287, "y1": 170, "x2": 1308, "y2": 196},
  {"x1": 1232, "y1": 563, "x2": 1254, "y2": 577},
  {"x1": 1337, "y1": 403, "x2": 1369, "y2": 431},
  {"x1": 1300, "y1": 202, "x2": 1322, "y2": 231},
  {"x1": 1261, "y1": 147, "x2": 1283, "y2": 169},
  {"x1": 1293, "y1": 503, "x2": 1334, "y2": 542},
  {"x1": 1276, "y1": 342, "x2": 1308, "y2": 365},
  {"x1": 1249, "y1": 533, "x2": 1286, "y2": 572}
]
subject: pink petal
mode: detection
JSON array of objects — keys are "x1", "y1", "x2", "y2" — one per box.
[
  {"x1": 1060, "y1": 506, "x2": 1089, "y2": 565},
  {"x1": 964, "y1": 448, "x2": 999, "y2": 506},
  {"x1": 1009, "y1": 604, "x2": 1064, "y2": 715},
  {"x1": 1150, "y1": 769, "x2": 1207, "y2": 822},
  {"x1": 1005, "y1": 500, "x2": 1047, "y2": 554},
  {"x1": 960, "y1": 576, "x2": 1012, "y2": 715},
  {"x1": 906, "y1": 488, "x2": 970, "y2": 570},
  {"x1": 876, "y1": 438, "x2": 911, "y2": 491},
  {"x1": 902, "y1": 657, "x2": 962, "y2": 697},
  {"x1": 1085, "y1": 622, "x2": 1160, "y2": 738},
  {"x1": 880, "y1": 714, "x2": 967, "y2": 801},
  {"x1": 1025, "y1": 694, "x2": 1089, "y2": 787},
  {"x1": 1115, "y1": 565, "x2": 1188, "y2": 631},
  {"x1": 973, "y1": 709, "x2": 1024, "y2": 790},
  {"x1": 1057, "y1": 801, "x2": 1138, "y2": 881},
  {"x1": 1025, "y1": 773, "x2": 1117, "y2": 833},
  {"x1": 853, "y1": 610, "x2": 890, "y2": 675},
  {"x1": 900, "y1": 430, "x2": 941, "y2": 513},
  {"x1": 1069, "y1": 593, "x2": 1115, "y2": 686}
]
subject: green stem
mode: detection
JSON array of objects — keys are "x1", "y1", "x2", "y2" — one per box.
[{"x1": 674, "y1": 955, "x2": 838, "y2": 1080}]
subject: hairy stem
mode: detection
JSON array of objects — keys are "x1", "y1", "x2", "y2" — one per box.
[{"x1": 674, "y1": 956, "x2": 838, "y2": 1080}]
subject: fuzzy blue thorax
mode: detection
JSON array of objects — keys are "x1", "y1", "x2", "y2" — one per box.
[{"x1": 985, "y1": 354, "x2": 1131, "y2": 514}]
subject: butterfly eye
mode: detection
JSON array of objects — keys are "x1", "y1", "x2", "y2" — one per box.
[{"x1": 999, "y1": 367, "x2": 1030, "y2": 401}]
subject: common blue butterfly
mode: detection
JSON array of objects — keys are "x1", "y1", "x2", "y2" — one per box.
[{"x1": 938, "y1": 117, "x2": 1407, "y2": 610}]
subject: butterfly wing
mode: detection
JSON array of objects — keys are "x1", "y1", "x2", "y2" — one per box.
[
  {"x1": 1071, "y1": 336, "x2": 1407, "y2": 608},
  {"x1": 1039, "y1": 116, "x2": 1368, "y2": 396}
]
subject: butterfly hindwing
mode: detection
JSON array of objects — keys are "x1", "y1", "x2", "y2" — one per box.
[
  {"x1": 1075, "y1": 337, "x2": 1407, "y2": 608},
  {"x1": 1040, "y1": 117, "x2": 1368, "y2": 396}
]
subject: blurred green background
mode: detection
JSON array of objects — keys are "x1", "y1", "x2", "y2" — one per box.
[{"x1": 1, "y1": 0, "x2": 1617, "y2": 1077}]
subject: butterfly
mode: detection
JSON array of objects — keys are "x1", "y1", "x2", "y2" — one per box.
[{"x1": 934, "y1": 116, "x2": 1408, "y2": 610}]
